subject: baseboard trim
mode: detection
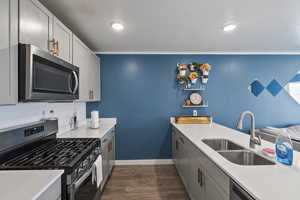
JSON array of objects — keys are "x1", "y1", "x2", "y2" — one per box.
[{"x1": 115, "y1": 159, "x2": 174, "y2": 166}]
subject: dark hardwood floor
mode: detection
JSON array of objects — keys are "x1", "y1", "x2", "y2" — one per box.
[{"x1": 100, "y1": 165, "x2": 190, "y2": 200}]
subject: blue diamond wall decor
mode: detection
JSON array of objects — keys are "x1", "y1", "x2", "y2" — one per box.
[
  {"x1": 266, "y1": 79, "x2": 282, "y2": 97},
  {"x1": 283, "y1": 72, "x2": 300, "y2": 104},
  {"x1": 250, "y1": 80, "x2": 264, "y2": 97}
]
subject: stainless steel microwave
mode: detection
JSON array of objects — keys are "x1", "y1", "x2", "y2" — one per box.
[{"x1": 19, "y1": 44, "x2": 79, "y2": 102}]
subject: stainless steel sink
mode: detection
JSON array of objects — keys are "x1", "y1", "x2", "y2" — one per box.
[
  {"x1": 218, "y1": 150, "x2": 275, "y2": 166},
  {"x1": 202, "y1": 139, "x2": 276, "y2": 166},
  {"x1": 202, "y1": 139, "x2": 245, "y2": 151}
]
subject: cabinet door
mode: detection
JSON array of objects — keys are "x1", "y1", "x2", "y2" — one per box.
[
  {"x1": 72, "y1": 35, "x2": 90, "y2": 101},
  {"x1": 189, "y1": 145, "x2": 205, "y2": 200},
  {"x1": 203, "y1": 174, "x2": 229, "y2": 200},
  {"x1": 0, "y1": 0, "x2": 18, "y2": 105},
  {"x1": 177, "y1": 133, "x2": 189, "y2": 189},
  {"x1": 91, "y1": 54, "x2": 101, "y2": 101},
  {"x1": 108, "y1": 132, "x2": 115, "y2": 172},
  {"x1": 101, "y1": 141, "x2": 109, "y2": 181},
  {"x1": 19, "y1": 0, "x2": 53, "y2": 52},
  {"x1": 108, "y1": 136, "x2": 115, "y2": 172},
  {"x1": 172, "y1": 128, "x2": 178, "y2": 164},
  {"x1": 53, "y1": 17, "x2": 72, "y2": 63},
  {"x1": 175, "y1": 133, "x2": 183, "y2": 178}
]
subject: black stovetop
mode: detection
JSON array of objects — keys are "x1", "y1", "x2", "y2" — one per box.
[{"x1": 0, "y1": 138, "x2": 100, "y2": 171}]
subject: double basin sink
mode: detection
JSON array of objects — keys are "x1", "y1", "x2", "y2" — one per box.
[{"x1": 202, "y1": 139, "x2": 275, "y2": 166}]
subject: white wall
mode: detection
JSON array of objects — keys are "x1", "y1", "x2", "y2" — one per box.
[{"x1": 0, "y1": 102, "x2": 86, "y2": 134}]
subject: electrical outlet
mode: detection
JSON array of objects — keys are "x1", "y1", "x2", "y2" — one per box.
[{"x1": 193, "y1": 110, "x2": 198, "y2": 116}]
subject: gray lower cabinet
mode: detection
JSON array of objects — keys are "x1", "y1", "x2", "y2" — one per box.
[
  {"x1": 0, "y1": 0, "x2": 18, "y2": 105},
  {"x1": 172, "y1": 128, "x2": 178, "y2": 166},
  {"x1": 172, "y1": 127, "x2": 229, "y2": 200},
  {"x1": 101, "y1": 128, "x2": 115, "y2": 190},
  {"x1": 203, "y1": 175, "x2": 228, "y2": 200},
  {"x1": 177, "y1": 133, "x2": 190, "y2": 189}
]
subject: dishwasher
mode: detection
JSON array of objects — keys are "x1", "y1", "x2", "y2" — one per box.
[{"x1": 230, "y1": 180, "x2": 255, "y2": 200}]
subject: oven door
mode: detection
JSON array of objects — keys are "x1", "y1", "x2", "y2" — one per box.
[
  {"x1": 70, "y1": 168, "x2": 100, "y2": 200},
  {"x1": 19, "y1": 44, "x2": 79, "y2": 101}
]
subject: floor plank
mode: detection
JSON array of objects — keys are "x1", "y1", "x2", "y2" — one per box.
[{"x1": 100, "y1": 165, "x2": 190, "y2": 200}]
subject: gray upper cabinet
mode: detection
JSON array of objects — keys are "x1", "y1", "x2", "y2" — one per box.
[
  {"x1": 19, "y1": 0, "x2": 53, "y2": 52},
  {"x1": 73, "y1": 34, "x2": 101, "y2": 102},
  {"x1": 0, "y1": 0, "x2": 18, "y2": 105},
  {"x1": 91, "y1": 54, "x2": 101, "y2": 101},
  {"x1": 0, "y1": 0, "x2": 101, "y2": 104},
  {"x1": 20, "y1": 0, "x2": 72, "y2": 62},
  {"x1": 72, "y1": 35, "x2": 90, "y2": 101},
  {"x1": 52, "y1": 17, "x2": 72, "y2": 63}
]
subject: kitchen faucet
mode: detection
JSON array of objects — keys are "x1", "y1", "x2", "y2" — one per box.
[{"x1": 237, "y1": 111, "x2": 261, "y2": 148}]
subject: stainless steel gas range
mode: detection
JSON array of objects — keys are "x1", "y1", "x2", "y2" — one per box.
[{"x1": 0, "y1": 119, "x2": 101, "y2": 200}]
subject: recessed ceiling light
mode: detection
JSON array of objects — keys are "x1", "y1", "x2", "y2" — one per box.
[
  {"x1": 111, "y1": 22, "x2": 124, "y2": 31},
  {"x1": 223, "y1": 24, "x2": 237, "y2": 32}
]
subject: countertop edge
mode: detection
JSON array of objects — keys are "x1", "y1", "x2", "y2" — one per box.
[{"x1": 33, "y1": 170, "x2": 64, "y2": 200}]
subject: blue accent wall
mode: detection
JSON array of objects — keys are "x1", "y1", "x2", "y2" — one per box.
[{"x1": 87, "y1": 54, "x2": 300, "y2": 160}]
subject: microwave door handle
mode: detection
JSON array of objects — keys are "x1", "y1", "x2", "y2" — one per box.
[{"x1": 72, "y1": 71, "x2": 79, "y2": 94}]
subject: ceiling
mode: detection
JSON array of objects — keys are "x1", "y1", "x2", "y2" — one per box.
[{"x1": 40, "y1": 0, "x2": 300, "y2": 53}]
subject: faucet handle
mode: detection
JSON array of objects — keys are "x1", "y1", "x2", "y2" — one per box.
[{"x1": 250, "y1": 135, "x2": 261, "y2": 145}]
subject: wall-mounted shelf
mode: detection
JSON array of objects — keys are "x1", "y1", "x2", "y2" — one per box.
[
  {"x1": 183, "y1": 88, "x2": 205, "y2": 91},
  {"x1": 182, "y1": 103, "x2": 208, "y2": 108}
]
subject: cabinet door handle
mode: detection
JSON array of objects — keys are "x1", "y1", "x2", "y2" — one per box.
[
  {"x1": 198, "y1": 168, "x2": 204, "y2": 186},
  {"x1": 89, "y1": 90, "x2": 94, "y2": 100},
  {"x1": 49, "y1": 39, "x2": 59, "y2": 56},
  {"x1": 56, "y1": 40, "x2": 60, "y2": 56},
  {"x1": 175, "y1": 140, "x2": 179, "y2": 150},
  {"x1": 108, "y1": 141, "x2": 112, "y2": 152}
]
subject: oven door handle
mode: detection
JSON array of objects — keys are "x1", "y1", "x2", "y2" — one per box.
[
  {"x1": 73, "y1": 167, "x2": 93, "y2": 191},
  {"x1": 72, "y1": 71, "x2": 79, "y2": 95}
]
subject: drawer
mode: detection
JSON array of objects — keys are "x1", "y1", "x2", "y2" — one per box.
[{"x1": 36, "y1": 177, "x2": 61, "y2": 200}]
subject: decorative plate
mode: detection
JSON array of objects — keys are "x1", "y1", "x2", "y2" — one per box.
[{"x1": 190, "y1": 93, "x2": 202, "y2": 105}]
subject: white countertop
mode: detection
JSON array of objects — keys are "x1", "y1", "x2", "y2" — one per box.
[
  {"x1": 171, "y1": 119, "x2": 300, "y2": 200},
  {"x1": 0, "y1": 170, "x2": 63, "y2": 200},
  {"x1": 58, "y1": 118, "x2": 117, "y2": 139}
]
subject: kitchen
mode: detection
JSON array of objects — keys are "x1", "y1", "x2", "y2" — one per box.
[{"x1": 1, "y1": 0, "x2": 300, "y2": 200}]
